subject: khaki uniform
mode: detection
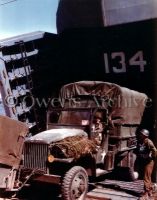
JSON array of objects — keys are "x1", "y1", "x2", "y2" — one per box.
[
  {"x1": 92, "y1": 121, "x2": 103, "y2": 146},
  {"x1": 136, "y1": 138, "x2": 157, "y2": 192}
]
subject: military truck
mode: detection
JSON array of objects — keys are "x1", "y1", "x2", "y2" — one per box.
[{"x1": 0, "y1": 81, "x2": 147, "y2": 200}]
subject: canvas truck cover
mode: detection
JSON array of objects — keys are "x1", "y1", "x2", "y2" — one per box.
[
  {"x1": 0, "y1": 116, "x2": 28, "y2": 168},
  {"x1": 59, "y1": 81, "x2": 148, "y2": 125}
]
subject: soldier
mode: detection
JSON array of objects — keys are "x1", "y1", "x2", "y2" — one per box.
[
  {"x1": 136, "y1": 129, "x2": 157, "y2": 198},
  {"x1": 92, "y1": 112, "x2": 104, "y2": 146}
]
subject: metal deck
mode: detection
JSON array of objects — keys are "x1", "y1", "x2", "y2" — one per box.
[{"x1": 86, "y1": 180, "x2": 146, "y2": 200}]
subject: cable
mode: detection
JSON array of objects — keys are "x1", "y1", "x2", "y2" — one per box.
[{"x1": 0, "y1": 0, "x2": 18, "y2": 6}]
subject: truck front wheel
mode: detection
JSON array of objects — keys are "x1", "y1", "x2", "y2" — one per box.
[{"x1": 61, "y1": 166, "x2": 88, "y2": 200}]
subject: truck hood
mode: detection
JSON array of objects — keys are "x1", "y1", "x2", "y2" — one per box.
[
  {"x1": 0, "y1": 116, "x2": 28, "y2": 168},
  {"x1": 26, "y1": 128, "x2": 87, "y2": 144}
]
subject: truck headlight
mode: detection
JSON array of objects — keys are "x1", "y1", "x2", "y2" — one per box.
[{"x1": 48, "y1": 154, "x2": 55, "y2": 163}]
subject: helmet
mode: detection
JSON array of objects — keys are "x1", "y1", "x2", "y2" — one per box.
[{"x1": 140, "y1": 129, "x2": 149, "y2": 137}]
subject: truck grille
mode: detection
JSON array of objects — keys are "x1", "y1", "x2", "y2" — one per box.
[{"x1": 23, "y1": 142, "x2": 48, "y2": 172}]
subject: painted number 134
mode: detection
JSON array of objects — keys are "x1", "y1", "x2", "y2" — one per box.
[{"x1": 104, "y1": 51, "x2": 147, "y2": 73}]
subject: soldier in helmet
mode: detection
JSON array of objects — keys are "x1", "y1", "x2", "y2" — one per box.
[
  {"x1": 92, "y1": 111, "x2": 104, "y2": 146},
  {"x1": 136, "y1": 129, "x2": 157, "y2": 198}
]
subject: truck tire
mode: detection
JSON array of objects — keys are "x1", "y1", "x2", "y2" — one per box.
[
  {"x1": 113, "y1": 166, "x2": 138, "y2": 181},
  {"x1": 61, "y1": 166, "x2": 88, "y2": 200},
  {"x1": 127, "y1": 167, "x2": 137, "y2": 181}
]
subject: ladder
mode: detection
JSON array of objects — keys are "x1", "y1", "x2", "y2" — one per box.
[{"x1": 17, "y1": 41, "x2": 39, "y2": 132}]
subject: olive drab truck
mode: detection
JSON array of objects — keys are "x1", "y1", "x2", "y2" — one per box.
[{"x1": 0, "y1": 81, "x2": 147, "y2": 200}]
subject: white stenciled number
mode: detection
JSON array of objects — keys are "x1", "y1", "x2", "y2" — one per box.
[
  {"x1": 104, "y1": 53, "x2": 110, "y2": 73},
  {"x1": 112, "y1": 52, "x2": 126, "y2": 73},
  {"x1": 129, "y1": 51, "x2": 146, "y2": 72},
  {"x1": 103, "y1": 51, "x2": 147, "y2": 73}
]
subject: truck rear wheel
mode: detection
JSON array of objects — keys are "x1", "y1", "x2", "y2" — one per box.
[
  {"x1": 114, "y1": 166, "x2": 138, "y2": 181},
  {"x1": 125, "y1": 167, "x2": 138, "y2": 181},
  {"x1": 61, "y1": 166, "x2": 88, "y2": 200}
]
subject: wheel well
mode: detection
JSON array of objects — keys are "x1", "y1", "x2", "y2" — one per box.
[{"x1": 76, "y1": 154, "x2": 96, "y2": 176}]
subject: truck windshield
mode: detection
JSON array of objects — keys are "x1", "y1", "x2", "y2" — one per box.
[{"x1": 48, "y1": 109, "x2": 91, "y2": 125}]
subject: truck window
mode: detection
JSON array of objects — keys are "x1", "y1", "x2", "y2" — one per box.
[{"x1": 58, "y1": 110, "x2": 90, "y2": 125}]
